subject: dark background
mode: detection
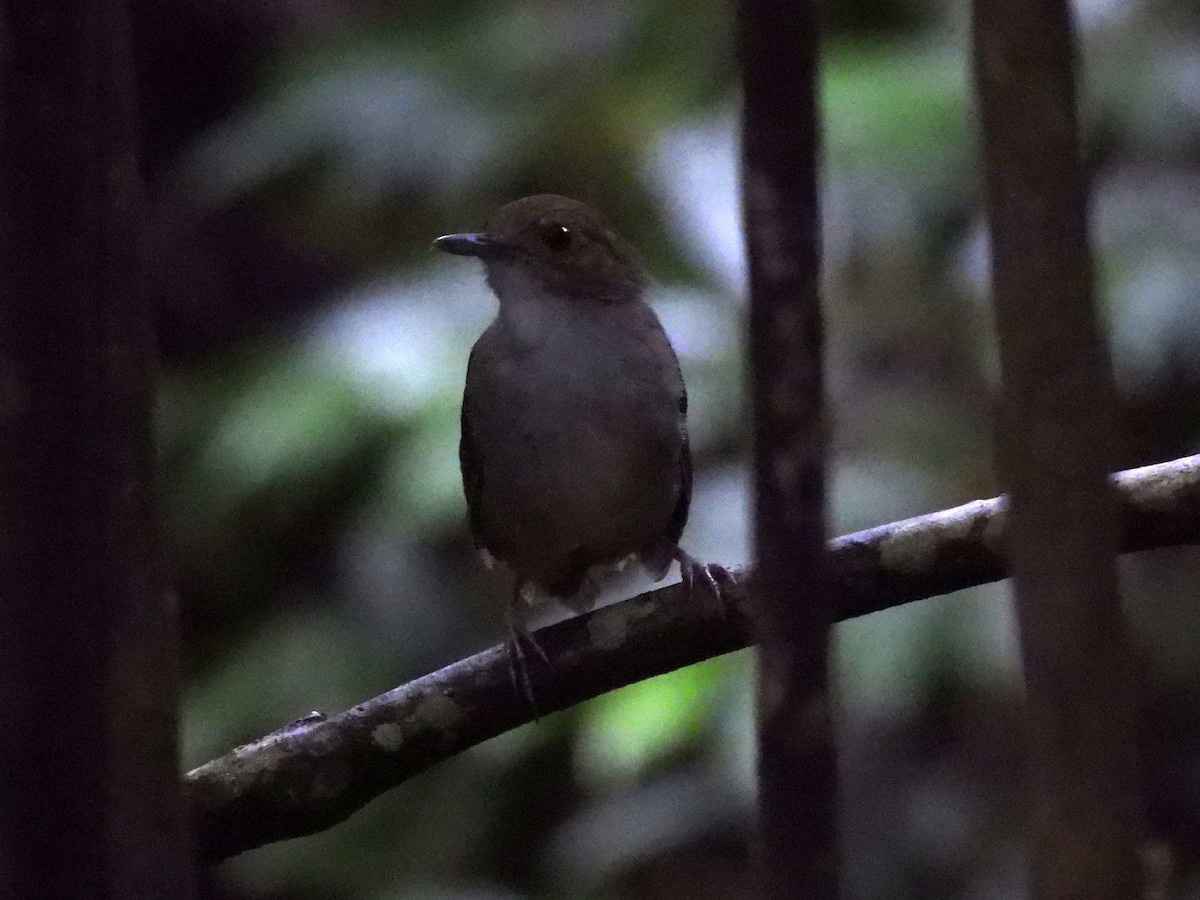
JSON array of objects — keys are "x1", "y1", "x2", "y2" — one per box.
[{"x1": 143, "y1": 1, "x2": 1200, "y2": 897}]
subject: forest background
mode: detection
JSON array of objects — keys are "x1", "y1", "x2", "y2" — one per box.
[{"x1": 139, "y1": 0, "x2": 1200, "y2": 897}]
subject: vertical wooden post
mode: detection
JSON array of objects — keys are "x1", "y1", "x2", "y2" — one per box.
[
  {"x1": 0, "y1": 2, "x2": 194, "y2": 896},
  {"x1": 740, "y1": 1, "x2": 836, "y2": 896},
  {"x1": 972, "y1": 0, "x2": 1144, "y2": 895}
]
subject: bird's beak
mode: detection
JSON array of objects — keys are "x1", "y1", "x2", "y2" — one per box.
[{"x1": 433, "y1": 232, "x2": 507, "y2": 260}]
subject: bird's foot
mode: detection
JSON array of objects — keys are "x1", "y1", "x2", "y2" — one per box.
[
  {"x1": 674, "y1": 548, "x2": 730, "y2": 617},
  {"x1": 506, "y1": 620, "x2": 555, "y2": 715}
]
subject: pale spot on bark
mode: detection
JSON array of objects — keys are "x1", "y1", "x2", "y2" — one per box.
[
  {"x1": 1120, "y1": 463, "x2": 1192, "y2": 512},
  {"x1": 588, "y1": 607, "x2": 629, "y2": 650},
  {"x1": 587, "y1": 602, "x2": 654, "y2": 651},
  {"x1": 412, "y1": 693, "x2": 466, "y2": 731},
  {"x1": 878, "y1": 521, "x2": 937, "y2": 573},
  {"x1": 879, "y1": 502, "x2": 990, "y2": 572},
  {"x1": 372, "y1": 723, "x2": 405, "y2": 752}
]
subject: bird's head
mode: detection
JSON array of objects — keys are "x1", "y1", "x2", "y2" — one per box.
[{"x1": 434, "y1": 194, "x2": 649, "y2": 304}]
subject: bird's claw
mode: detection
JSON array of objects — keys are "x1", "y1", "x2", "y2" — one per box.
[
  {"x1": 675, "y1": 549, "x2": 729, "y2": 618},
  {"x1": 507, "y1": 622, "x2": 555, "y2": 716}
]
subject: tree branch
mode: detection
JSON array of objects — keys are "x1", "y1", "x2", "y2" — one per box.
[
  {"x1": 188, "y1": 453, "x2": 1200, "y2": 863},
  {"x1": 740, "y1": 0, "x2": 833, "y2": 893},
  {"x1": 0, "y1": 1, "x2": 194, "y2": 895},
  {"x1": 973, "y1": 0, "x2": 1142, "y2": 890}
]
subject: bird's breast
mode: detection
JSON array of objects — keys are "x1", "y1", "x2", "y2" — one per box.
[
  {"x1": 466, "y1": 300, "x2": 685, "y2": 579},
  {"x1": 485, "y1": 320, "x2": 678, "y2": 492}
]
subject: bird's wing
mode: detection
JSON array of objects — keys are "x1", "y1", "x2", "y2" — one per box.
[
  {"x1": 640, "y1": 385, "x2": 692, "y2": 581},
  {"x1": 664, "y1": 387, "x2": 692, "y2": 547},
  {"x1": 459, "y1": 344, "x2": 489, "y2": 550}
]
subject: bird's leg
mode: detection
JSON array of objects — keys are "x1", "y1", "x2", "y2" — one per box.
[
  {"x1": 673, "y1": 547, "x2": 730, "y2": 617},
  {"x1": 506, "y1": 580, "x2": 554, "y2": 712}
]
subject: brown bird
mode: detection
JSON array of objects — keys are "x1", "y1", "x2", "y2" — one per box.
[{"x1": 434, "y1": 194, "x2": 723, "y2": 702}]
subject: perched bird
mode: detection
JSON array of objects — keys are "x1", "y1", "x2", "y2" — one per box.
[{"x1": 434, "y1": 194, "x2": 722, "y2": 700}]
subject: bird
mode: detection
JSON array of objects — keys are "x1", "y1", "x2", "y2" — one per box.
[{"x1": 434, "y1": 194, "x2": 724, "y2": 703}]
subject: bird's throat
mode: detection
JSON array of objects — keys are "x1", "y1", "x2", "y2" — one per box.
[{"x1": 488, "y1": 265, "x2": 581, "y2": 348}]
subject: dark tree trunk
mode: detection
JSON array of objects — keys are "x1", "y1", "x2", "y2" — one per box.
[
  {"x1": 740, "y1": 0, "x2": 837, "y2": 896},
  {"x1": 0, "y1": 2, "x2": 194, "y2": 897},
  {"x1": 972, "y1": 0, "x2": 1144, "y2": 895}
]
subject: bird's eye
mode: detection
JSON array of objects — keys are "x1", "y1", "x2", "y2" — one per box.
[{"x1": 540, "y1": 224, "x2": 572, "y2": 253}]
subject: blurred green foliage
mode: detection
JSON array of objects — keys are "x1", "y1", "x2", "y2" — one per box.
[{"x1": 159, "y1": 0, "x2": 1200, "y2": 897}]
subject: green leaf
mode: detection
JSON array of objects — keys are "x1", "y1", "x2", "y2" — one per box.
[
  {"x1": 823, "y1": 41, "x2": 969, "y2": 178},
  {"x1": 575, "y1": 656, "x2": 726, "y2": 786}
]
